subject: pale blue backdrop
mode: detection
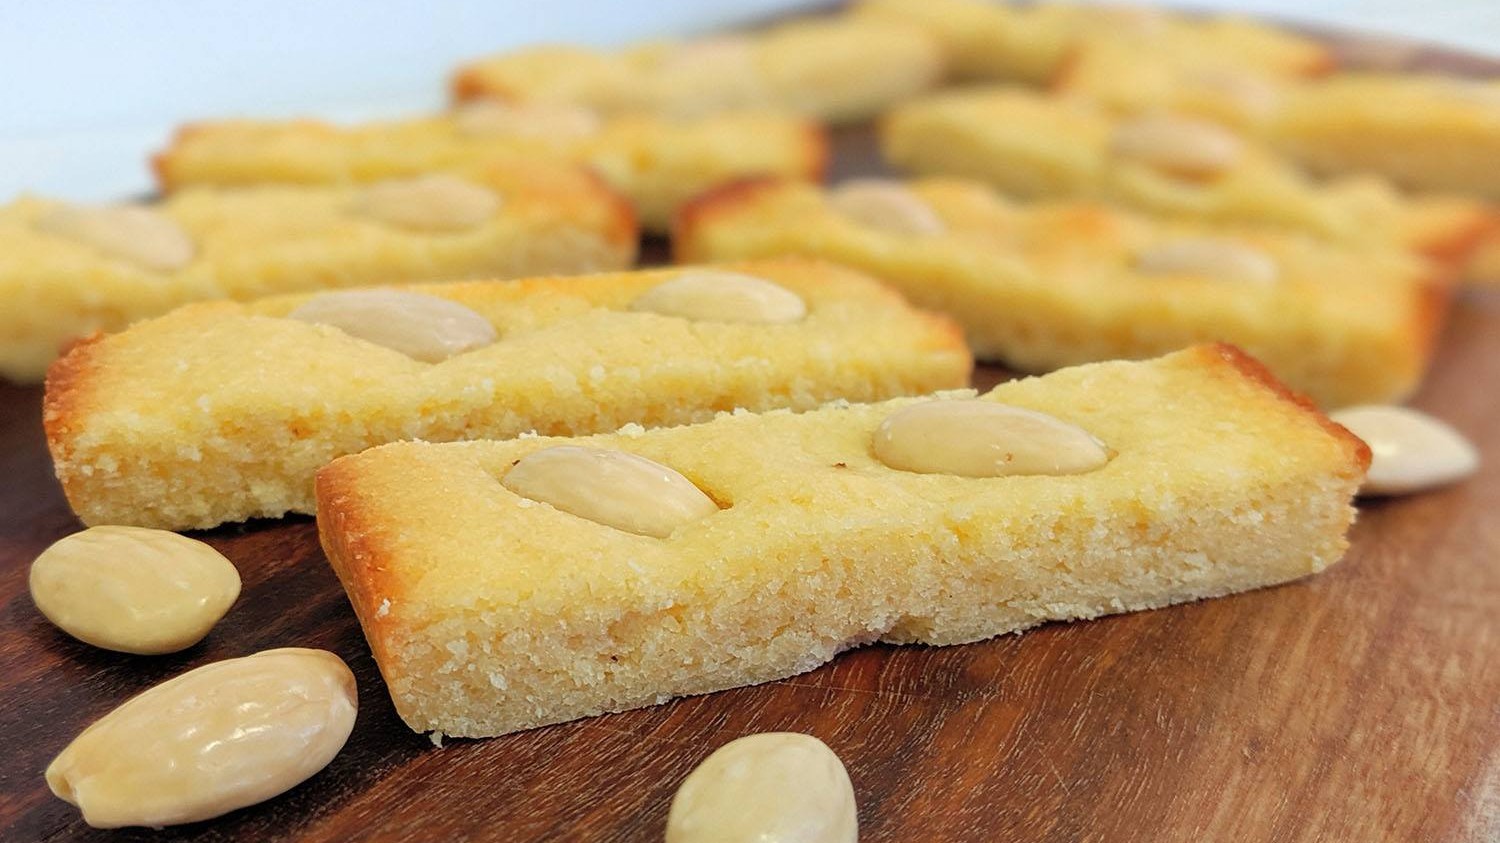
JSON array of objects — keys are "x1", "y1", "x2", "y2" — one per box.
[{"x1": 0, "y1": 1, "x2": 1495, "y2": 200}]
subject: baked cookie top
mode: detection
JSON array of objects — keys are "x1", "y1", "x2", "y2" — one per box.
[
  {"x1": 680, "y1": 176, "x2": 1436, "y2": 295},
  {"x1": 154, "y1": 106, "x2": 826, "y2": 194},
  {"x1": 319, "y1": 342, "x2": 1367, "y2": 620},
  {"x1": 1269, "y1": 74, "x2": 1500, "y2": 199},
  {"x1": 857, "y1": 0, "x2": 1329, "y2": 86},
  {"x1": 881, "y1": 87, "x2": 1494, "y2": 262},
  {"x1": 44, "y1": 257, "x2": 971, "y2": 529},
  {"x1": 0, "y1": 161, "x2": 638, "y2": 382},
  {"x1": 2, "y1": 162, "x2": 636, "y2": 301},
  {"x1": 675, "y1": 177, "x2": 1450, "y2": 408},
  {"x1": 451, "y1": 16, "x2": 944, "y2": 124}
]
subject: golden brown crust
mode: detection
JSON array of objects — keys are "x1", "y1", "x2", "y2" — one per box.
[
  {"x1": 1303, "y1": 51, "x2": 1338, "y2": 79},
  {"x1": 1205, "y1": 343, "x2": 1372, "y2": 472},
  {"x1": 149, "y1": 150, "x2": 174, "y2": 192},
  {"x1": 42, "y1": 333, "x2": 109, "y2": 507},
  {"x1": 150, "y1": 142, "x2": 178, "y2": 192},
  {"x1": 315, "y1": 455, "x2": 402, "y2": 673},
  {"x1": 451, "y1": 68, "x2": 508, "y2": 104},
  {"x1": 800, "y1": 123, "x2": 833, "y2": 183},
  {"x1": 1419, "y1": 210, "x2": 1500, "y2": 273},
  {"x1": 670, "y1": 177, "x2": 787, "y2": 262},
  {"x1": 42, "y1": 333, "x2": 105, "y2": 450},
  {"x1": 152, "y1": 119, "x2": 296, "y2": 191},
  {"x1": 931, "y1": 315, "x2": 971, "y2": 376},
  {"x1": 313, "y1": 343, "x2": 1367, "y2": 737},
  {"x1": 150, "y1": 122, "x2": 208, "y2": 191},
  {"x1": 1046, "y1": 44, "x2": 1087, "y2": 91},
  {"x1": 570, "y1": 166, "x2": 640, "y2": 249}
]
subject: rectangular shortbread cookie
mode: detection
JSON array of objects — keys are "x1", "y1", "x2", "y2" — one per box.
[
  {"x1": 880, "y1": 88, "x2": 1496, "y2": 267},
  {"x1": 154, "y1": 108, "x2": 826, "y2": 233},
  {"x1": 44, "y1": 258, "x2": 970, "y2": 530},
  {"x1": 1269, "y1": 74, "x2": 1500, "y2": 202},
  {"x1": 0, "y1": 161, "x2": 636, "y2": 383},
  {"x1": 316, "y1": 344, "x2": 1369, "y2": 738},
  {"x1": 1051, "y1": 37, "x2": 1297, "y2": 131},
  {"x1": 450, "y1": 16, "x2": 943, "y2": 125},
  {"x1": 674, "y1": 177, "x2": 1450, "y2": 409},
  {"x1": 855, "y1": 0, "x2": 1330, "y2": 86}
]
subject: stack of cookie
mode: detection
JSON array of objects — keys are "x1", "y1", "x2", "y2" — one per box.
[{"x1": 21, "y1": 3, "x2": 1490, "y2": 830}]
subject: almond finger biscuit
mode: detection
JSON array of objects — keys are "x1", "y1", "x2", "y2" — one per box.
[
  {"x1": 1269, "y1": 74, "x2": 1500, "y2": 202},
  {"x1": 316, "y1": 344, "x2": 1368, "y2": 739},
  {"x1": 855, "y1": 0, "x2": 1329, "y2": 86},
  {"x1": 881, "y1": 88, "x2": 1495, "y2": 267},
  {"x1": 1053, "y1": 38, "x2": 1296, "y2": 131},
  {"x1": 450, "y1": 16, "x2": 943, "y2": 125},
  {"x1": 675, "y1": 177, "x2": 1450, "y2": 409},
  {"x1": 0, "y1": 163, "x2": 637, "y2": 383},
  {"x1": 154, "y1": 107, "x2": 826, "y2": 233},
  {"x1": 44, "y1": 259, "x2": 970, "y2": 531}
]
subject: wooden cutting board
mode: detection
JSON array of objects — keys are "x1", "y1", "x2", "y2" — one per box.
[{"x1": 3, "y1": 31, "x2": 1499, "y2": 843}]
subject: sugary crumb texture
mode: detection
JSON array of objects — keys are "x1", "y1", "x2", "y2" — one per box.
[
  {"x1": 877, "y1": 87, "x2": 1495, "y2": 264},
  {"x1": 450, "y1": 16, "x2": 945, "y2": 125},
  {"x1": 676, "y1": 177, "x2": 1449, "y2": 409},
  {"x1": 854, "y1": 0, "x2": 1331, "y2": 86},
  {"x1": 155, "y1": 111, "x2": 829, "y2": 233},
  {"x1": 1270, "y1": 75, "x2": 1500, "y2": 202},
  {"x1": 0, "y1": 160, "x2": 637, "y2": 383},
  {"x1": 43, "y1": 258, "x2": 969, "y2": 530},
  {"x1": 316, "y1": 345, "x2": 1368, "y2": 738}
]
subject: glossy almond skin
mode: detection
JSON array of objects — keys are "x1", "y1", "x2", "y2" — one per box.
[
  {"x1": 666, "y1": 732, "x2": 858, "y2": 843},
  {"x1": 874, "y1": 399, "x2": 1110, "y2": 478},
  {"x1": 827, "y1": 179, "x2": 946, "y2": 236},
  {"x1": 46, "y1": 648, "x2": 358, "y2": 829},
  {"x1": 34, "y1": 203, "x2": 195, "y2": 270},
  {"x1": 452, "y1": 100, "x2": 602, "y2": 139},
  {"x1": 502, "y1": 446, "x2": 719, "y2": 538},
  {"x1": 1110, "y1": 115, "x2": 1245, "y2": 177},
  {"x1": 352, "y1": 174, "x2": 501, "y2": 231},
  {"x1": 1135, "y1": 237, "x2": 1280, "y2": 284},
  {"x1": 631, "y1": 270, "x2": 807, "y2": 324},
  {"x1": 288, "y1": 289, "x2": 499, "y2": 363},
  {"x1": 29, "y1": 526, "x2": 241, "y2": 655},
  {"x1": 1331, "y1": 405, "x2": 1479, "y2": 495}
]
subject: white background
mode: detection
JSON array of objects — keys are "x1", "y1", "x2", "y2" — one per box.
[{"x1": 1, "y1": 1, "x2": 1496, "y2": 200}]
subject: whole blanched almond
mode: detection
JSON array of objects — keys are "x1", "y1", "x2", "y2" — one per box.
[
  {"x1": 46, "y1": 648, "x2": 357, "y2": 829},
  {"x1": 1185, "y1": 68, "x2": 1283, "y2": 121},
  {"x1": 288, "y1": 289, "x2": 498, "y2": 363},
  {"x1": 452, "y1": 100, "x2": 602, "y2": 139},
  {"x1": 631, "y1": 270, "x2": 807, "y2": 324},
  {"x1": 874, "y1": 399, "x2": 1110, "y2": 477},
  {"x1": 1135, "y1": 237, "x2": 1279, "y2": 284},
  {"x1": 666, "y1": 732, "x2": 858, "y2": 843},
  {"x1": 502, "y1": 446, "x2": 719, "y2": 538},
  {"x1": 828, "y1": 179, "x2": 947, "y2": 236},
  {"x1": 1331, "y1": 405, "x2": 1479, "y2": 496},
  {"x1": 29, "y1": 526, "x2": 241, "y2": 655},
  {"x1": 352, "y1": 174, "x2": 501, "y2": 231},
  {"x1": 34, "y1": 203, "x2": 195, "y2": 271},
  {"x1": 1110, "y1": 115, "x2": 1244, "y2": 177}
]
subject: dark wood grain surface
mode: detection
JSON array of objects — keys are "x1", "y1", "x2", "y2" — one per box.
[{"x1": 5, "y1": 34, "x2": 1500, "y2": 843}]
